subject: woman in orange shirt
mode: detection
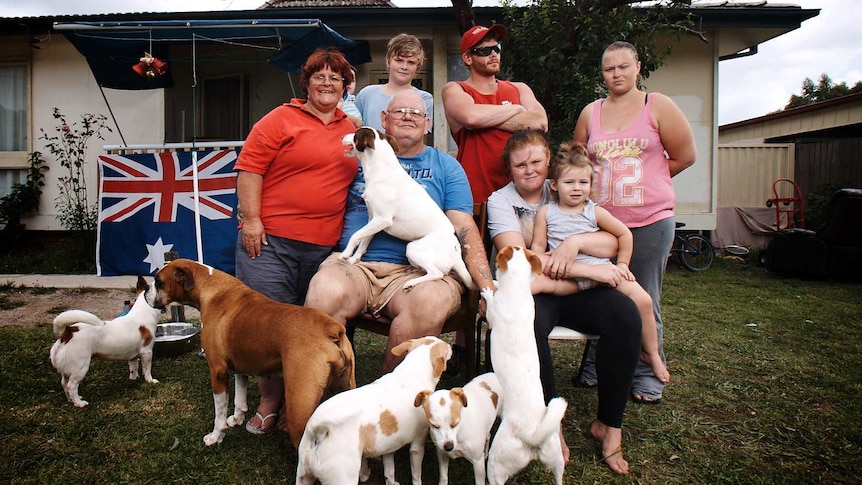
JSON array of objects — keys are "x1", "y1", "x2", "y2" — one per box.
[{"x1": 234, "y1": 48, "x2": 358, "y2": 435}]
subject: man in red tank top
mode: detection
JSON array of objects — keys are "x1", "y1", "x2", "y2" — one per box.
[{"x1": 442, "y1": 24, "x2": 548, "y2": 203}]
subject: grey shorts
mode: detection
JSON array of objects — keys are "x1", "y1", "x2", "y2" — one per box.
[{"x1": 235, "y1": 231, "x2": 332, "y2": 305}]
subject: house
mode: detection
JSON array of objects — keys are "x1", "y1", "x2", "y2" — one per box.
[
  {"x1": 715, "y1": 91, "x2": 862, "y2": 249},
  {"x1": 1, "y1": 1, "x2": 818, "y2": 235}
]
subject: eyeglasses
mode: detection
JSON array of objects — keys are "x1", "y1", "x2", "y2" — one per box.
[
  {"x1": 470, "y1": 43, "x2": 502, "y2": 57},
  {"x1": 310, "y1": 74, "x2": 344, "y2": 85},
  {"x1": 387, "y1": 108, "x2": 425, "y2": 120}
]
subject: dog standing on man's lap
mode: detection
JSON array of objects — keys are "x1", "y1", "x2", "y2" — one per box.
[
  {"x1": 483, "y1": 246, "x2": 567, "y2": 485},
  {"x1": 50, "y1": 276, "x2": 161, "y2": 408},
  {"x1": 340, "y1": 127, "x2": 473, "y2": 290}
]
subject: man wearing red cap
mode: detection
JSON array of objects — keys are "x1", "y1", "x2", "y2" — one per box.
[{"x1": 442, "y1": 24, "x2": 548, "y2": 203}]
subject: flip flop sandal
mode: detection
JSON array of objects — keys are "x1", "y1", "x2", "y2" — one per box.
[
  {"x1": 245, "y1": 412, "x2": 277, "y2": 435},
  {"x1": 602, "y1": 446, "x2": 628, "y2": 474}
]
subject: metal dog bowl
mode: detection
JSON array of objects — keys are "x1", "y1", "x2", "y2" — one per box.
[
  {"x1": 154, "y1": 322, "x2": 200, "y2": 358},
  {"x1": 724, "y1": 245, "x2": 750, "y2": 256}
]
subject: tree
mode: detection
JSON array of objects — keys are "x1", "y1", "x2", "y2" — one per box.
[
  {"x1": 445, "y1": 0, "x2": 696, "y2": 144},
  {"x1": 449, "y1": 0, "x2": 691, "y2": 34},
  {"x1": 785, "y1": 73, "x2": 862, "y2": 109},
  {"x1": 496, "y1": 0, "x2": 694, "y2": 145}
]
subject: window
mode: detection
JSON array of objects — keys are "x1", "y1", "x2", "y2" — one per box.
[
  {"x1": 0, "y1": 65, "x2": 28, "y2": 152},
  {"x1": 0, "y1": 64, "x2": 29, "y2": 197}
]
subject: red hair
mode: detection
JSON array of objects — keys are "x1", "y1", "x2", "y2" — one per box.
[{"x1": 299, "y1": 48, "x2": 355, "y2": 96}]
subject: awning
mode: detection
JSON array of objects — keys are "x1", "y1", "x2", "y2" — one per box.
[{"x1": 55, "y1": 19, "x2": 371, "y2": 90}]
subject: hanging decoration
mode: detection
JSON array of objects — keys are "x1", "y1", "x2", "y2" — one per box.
[{"x1": 132, "y1": 52, "x2": 168, "y2": 78}]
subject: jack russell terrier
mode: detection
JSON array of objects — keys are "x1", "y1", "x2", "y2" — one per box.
[
  {"x1": 153, "y1": 259, "x2": 355, "y2": 447},
  {"x1": 50, "y1": 276, "x2": 161, "y2": 408},
  {"x1": 482, "y1": 246, "x2": 568, "y2": 485},
  {"x1": 296, "y1": 336, "x2": 451, "y2": 485},
  {"x1": 340, "y1": 127, "x2": 473, "y2": 290},
  {"x1": 415, "y1": 372, "x2": 503, "y2": 485}
]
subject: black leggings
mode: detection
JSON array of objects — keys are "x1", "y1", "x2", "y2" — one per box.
[{"x1": 534, "y1": 288, "x2": 641, "y2": 428}]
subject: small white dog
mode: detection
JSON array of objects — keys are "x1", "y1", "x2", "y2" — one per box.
[
  {"x1": 482, "y1": 246, "x2": 567, "y2": 485},
  {"x1": 49, "y1": 276, "x2": 161, "y2": 407},
  {"x1": 341, "y1": 127, "x2": 473, "y2": 290},
  {"x1": 415, "y1": 372, "x2": 503, "y2": 485},
  {"x1": 296, "y1": 336, "x2": 451, "y2": 485}
]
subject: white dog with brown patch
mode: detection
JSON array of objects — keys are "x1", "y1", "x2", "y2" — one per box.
[
  {"x1": 296, "y1": 336, "x2": 451, "y2": 485},
  {"x1": 49, "y1": 276, "x2": 161, "y2": 407},
  {"x1": 415, "y1": 372, "x2": 503, "y2": 485},
  {"x1": 340, "y1": 127, "x2": 473, "y2": 290},
  {"x1": 482, "y1": 246, "x2": 567, "y2": 485}
]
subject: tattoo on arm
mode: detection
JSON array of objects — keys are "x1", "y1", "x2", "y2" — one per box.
[{"x1": 457, "y1": 228, "x2": 470, "y2": 259}]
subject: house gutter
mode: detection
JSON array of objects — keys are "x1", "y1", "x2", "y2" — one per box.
[{"x1": 719, "y1": 44, "x2": 758, "y2": 62}]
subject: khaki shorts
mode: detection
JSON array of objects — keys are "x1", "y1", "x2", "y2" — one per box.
[{"x1": 320, "y1": 253, "x2": 464, "y2": 317}]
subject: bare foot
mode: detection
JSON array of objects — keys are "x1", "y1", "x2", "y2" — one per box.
[
  {"x1": 590, "y1": 420, "x2": 629, "y2": 475},
  {"x1": 632, "y1": 393, "x2": 661, "y2": 404},
  {"x1": 559, "y1": 426, "x2": 570, "y2": 464},
  {"x1": 641, "y1": 351, "x2": 670, "y2": 384},
  {"x1": 276, "y1": 403, "x2": 289, "y2": 433}
]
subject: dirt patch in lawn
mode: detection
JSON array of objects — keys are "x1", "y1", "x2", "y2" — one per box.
[{"x1": 0, "y1": 287, "x2": 199, "y2": 327}]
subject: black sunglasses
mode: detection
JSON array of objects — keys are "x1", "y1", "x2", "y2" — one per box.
[{"x1": 470, "y1": 43, "x2": 502, "y2": 57}]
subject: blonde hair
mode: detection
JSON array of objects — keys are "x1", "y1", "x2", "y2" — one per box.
[
  {"x1": 550, "y1": 141, "x2": 593, "y2": 201},
  {"x1": 604, "y1": 40, "x2": 639, "y2": 62},
  {"x1": 386, "y1": 33, "x2": 425, "y2": 67}
]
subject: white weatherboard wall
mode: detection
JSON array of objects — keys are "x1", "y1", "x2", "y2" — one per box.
[
  {"x1": 29, "y1": 35, "x2": 164, "y2": 230},
  {"x1": 644, "y1": 36, "x2": 717, "y2": 231}
]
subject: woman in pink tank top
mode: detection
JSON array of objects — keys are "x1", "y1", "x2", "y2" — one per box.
[{"x1": 571, "y1": 41, "x2": 696, "y2": 424}]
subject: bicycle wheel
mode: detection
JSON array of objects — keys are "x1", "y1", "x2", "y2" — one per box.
[{"x1": 677, "y1": 234, "x2": 715, "y2": 272}]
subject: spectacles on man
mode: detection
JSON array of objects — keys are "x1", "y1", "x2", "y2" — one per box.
[
  {"x1": 310, "y1": 74, "x2": 344, "y2": 85},
  {"x1": 387, "y1": 108, "x2": 425, "y2": 120},
  {"x1": 470, "y1": 43, "x2": 502, "y2": 57}
]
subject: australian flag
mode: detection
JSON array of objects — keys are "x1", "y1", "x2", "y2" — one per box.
[{"x1": 96, "y1": 149, "x2": 238, "y2": 276}]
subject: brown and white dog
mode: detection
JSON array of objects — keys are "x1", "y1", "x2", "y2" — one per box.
[
  {"x1": 152, "y1": 258, "x2": 355, "y2": 447},
  {"x1": 415, "y1": 372, "x2": 503, "y2": 485},
  {"x1": 50, "y1": 276, "x2": 161, "y2": 408},
  {"x1": 482, "y1": 246, "x2": 567, "y2": 485},
  {"x1": 296, "y1": 336, "x2": 451, "y2": 485},
  {"x1": 340, "y1": 127, "x2": 473, "y2": 290}
]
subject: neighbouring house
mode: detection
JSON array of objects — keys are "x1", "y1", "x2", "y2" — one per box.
[
  {"x1": 716, "y1": 91, "x2": 862, "y2": 249},
  {"x1": 1, "y1": 1, "x2": 818, "y2": 238}
]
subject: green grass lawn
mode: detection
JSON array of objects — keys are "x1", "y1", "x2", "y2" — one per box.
[{"x1": 1, "y1": 259, "x2": 860, "y2": 484}]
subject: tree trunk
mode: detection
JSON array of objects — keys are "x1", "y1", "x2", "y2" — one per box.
[{"x1": 450, "y1": 0, "x2": 475, "y2": 34}]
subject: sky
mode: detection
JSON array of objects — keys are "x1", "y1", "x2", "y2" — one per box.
[
  {"x1": 717, "y1": 0, "x2": 861, "y2": 125},
  {"x1": 2, "y1": 0, "x2": 858, "y2": 125}
]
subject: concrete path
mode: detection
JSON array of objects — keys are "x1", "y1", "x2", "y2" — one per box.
[{"x1": 0, "y1": 274, "x2": 139, "y2": 289}]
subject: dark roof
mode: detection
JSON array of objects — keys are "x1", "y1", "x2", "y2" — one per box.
[
  {"x1": 262, "y1": 0, "x2": 394, "y2": 7},
  {"x1": 0, "y1": 3, "x2": 818, "y2": 36}
]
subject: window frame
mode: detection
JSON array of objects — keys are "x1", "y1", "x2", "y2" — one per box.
[{"x1": 0, "y1": 61, "x2": 31, "y2": 170}]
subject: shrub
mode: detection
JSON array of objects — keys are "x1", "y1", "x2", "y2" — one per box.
[
  {"x1": 38, "y1": 108, "x2": 112, "y2": 232},
  {"x1": 805, "y1": 181, "x2": 851, "y2": 231},
  {"x1": 0, "y1": 152, "x2": 47, "y2": 252}
]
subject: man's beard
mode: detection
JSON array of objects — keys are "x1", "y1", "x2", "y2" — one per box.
[{"x1": 473, "y1": 60, "x2": 500, "y2": 77}]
